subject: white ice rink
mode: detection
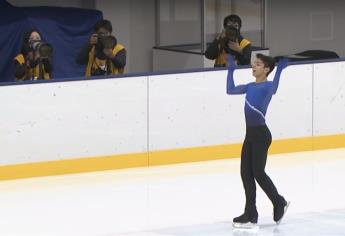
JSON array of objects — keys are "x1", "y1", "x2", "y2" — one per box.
[{"x1": 1, "y1": 148, "x2": 345, "y2": 236}]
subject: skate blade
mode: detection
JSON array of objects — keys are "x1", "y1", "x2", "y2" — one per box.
[
  {"x1": 233, "y1": 222, "x2": 259, "y2": 230},
  {"x1": 276, "y1": 201, "x2": 290, "y2": 225}
]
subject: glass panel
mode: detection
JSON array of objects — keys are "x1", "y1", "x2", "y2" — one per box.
[
  {"x1": 205, "y1": 0, "x2": 264, "y2": 48},
  {"x1": 158, "y1": 0, "x2": 201, "y2": 46},
  {"x1": 232, "y1": 0, "x2": 264, "y2": 47}
]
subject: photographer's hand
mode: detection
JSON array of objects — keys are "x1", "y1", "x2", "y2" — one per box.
[
  {"x1": 217, "y1": 29, "x2": 226, "y2": 40},
  {"x1": 34, "y1": 49, "x2": 41, "y2": 61},
  {"x1": 90, "y1": 34, "x2": 98, "y2": 45},
  {"x1": 228, "y1": 40, "x2": 242, "y2": 54},
  {"x1": 25, "y1": 51, "x2": 34, "y2": 67},
  {"x1": 41, "y1": 58, "x2": 53, "y2": 73},
  {"x1": 103, "y1": 48, "x2": 115, "y2": 59}
]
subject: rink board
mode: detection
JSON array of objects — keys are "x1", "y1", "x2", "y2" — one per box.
[{"x1": 0, "y1": 60, "x2": 344, "y2": 179}]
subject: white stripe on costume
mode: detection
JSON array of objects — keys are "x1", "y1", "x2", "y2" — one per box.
[{"x1": 245, "y1": 99, "x2": 266, "y2": 120}]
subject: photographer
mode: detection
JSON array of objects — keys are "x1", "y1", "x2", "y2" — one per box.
[
  {"x1": 14, "y1": 29, "x2": 53, "y2": 81},
  {"x1": 76, "y1": 20, "x2": 126, "y2": 77},
  {"x1": 205, "y1": 14, "x2": 251, "y2": 67}
]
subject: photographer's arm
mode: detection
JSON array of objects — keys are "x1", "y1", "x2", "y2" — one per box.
[
  {"x1": 110, "y1": 48, "x2": 126, "y2": 68},
  {"x1": 236, "y1": 44, "x2": 251, "y2": 65},
  {"x1": 14, "y1": 60, "x2": 26, "y2": 80},
  {"x1": 76, "y1": 44, "x2": 93, "y2": 65},
  {"x1": 205, "y1": 39, "x2": 220, "y2": 60},
  {"x1": 42, "y1": 58, "x2": 53, "y2": 73}
]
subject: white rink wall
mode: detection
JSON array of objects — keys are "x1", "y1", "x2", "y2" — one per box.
[
  {"x1": 0, "y1": 60, "x2": 344, "y2": 166},
  {"x1": 313, "y1": 61, "x2": 345, "y2": 135},
  {"x1": 0, "y1": 77, "x2": 148, "y2": 165}
]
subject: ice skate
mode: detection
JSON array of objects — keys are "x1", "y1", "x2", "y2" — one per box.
[
  {"x1": 232, "y1": 212, "x2": 259, "y2": 230},
  {"x1": 274, "y1": 199, "x2": 290, "y2": 225}
]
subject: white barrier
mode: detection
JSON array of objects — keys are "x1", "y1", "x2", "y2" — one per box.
[
  {"x1": 313, "y1": 61, "x2": 345, "y2": 136},
  {"x1": 149, "y1": 64, "x2": 314, "y2": 152},
  {"x1": 0, "y1": 61, "x2": 344, "y2": 167},
  {"x1": 268, "y1": 64, "x2": 313, "y2": 139},
  {"x1": 0, "y1": 77, "x2": 148, "y2": 165}
]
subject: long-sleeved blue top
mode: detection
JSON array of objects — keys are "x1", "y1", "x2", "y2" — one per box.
[{"x1": 226, "y1": 57, "x2": 288, "y2": 127}]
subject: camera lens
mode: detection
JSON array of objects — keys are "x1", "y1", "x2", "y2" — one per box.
[
  {"x1": 39, "y1": 43, "x2": 53, "y2": 58},
  {"x1": 30, "y1": 41, "x2": 53, "y2": 58}
]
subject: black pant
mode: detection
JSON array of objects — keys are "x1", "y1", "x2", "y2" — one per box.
[{"x1": 240, "y1": 125, "x2": 283, "y2": 213}]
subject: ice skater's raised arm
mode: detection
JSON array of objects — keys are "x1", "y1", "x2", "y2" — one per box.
[
  {"x1": 272, "y1": 58, "x2": 289, "y2": 95},
  {"x1": 226, "y1": 55, "x2": 248, "y2": 95}
]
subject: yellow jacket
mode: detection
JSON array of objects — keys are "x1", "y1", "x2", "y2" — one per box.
[
  {"x1": 85, "y1": 44, "x2": 125, "y2": 77},
  {"x1": 14, "y1": 54, "x2": 51, "y2": 81}
]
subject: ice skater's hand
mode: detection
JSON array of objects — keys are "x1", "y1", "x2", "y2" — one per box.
[
  {"x1": 277, "y1": 58, "x2": 290, "y2": 70},
  {"x1": 227, "y1": 54, "x2": 237, "y2": 70}
]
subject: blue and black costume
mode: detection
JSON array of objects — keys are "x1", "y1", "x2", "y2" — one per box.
[{"x1": 227, "y1": 56, "x2": 289, "y2": 223}]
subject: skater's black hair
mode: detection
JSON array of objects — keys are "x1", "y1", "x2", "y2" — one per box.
[{"x1": 256, "y1": 53, "x2": 275, "y2": 76}]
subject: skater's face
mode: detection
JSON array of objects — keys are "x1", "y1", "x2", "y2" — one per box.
[{"x1": 252, "y1": 58, "x2": 269, "y2": 78}]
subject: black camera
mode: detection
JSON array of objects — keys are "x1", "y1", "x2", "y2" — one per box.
[
  {"x1": 225, "y1": 26, "x2": 239, "y2": 42},
  {"x1": 220, "y1": 26, "x2": 240, "y2": 52},
  {"x1": 96, "y1": 33, "x2": 117, "y2": 49},
  {"x1": 30, "y1": 41, "x2": 53, "y2": 59},
  {"x1": 95, "y1": 34, "x2": 117, "y2": 56}
]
